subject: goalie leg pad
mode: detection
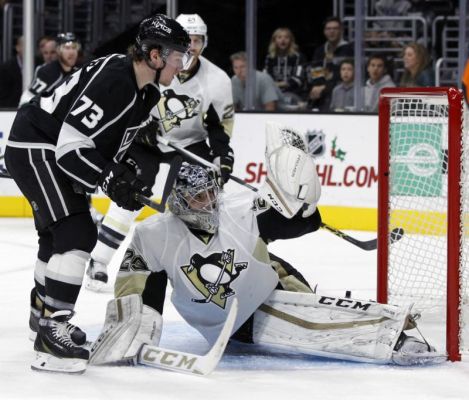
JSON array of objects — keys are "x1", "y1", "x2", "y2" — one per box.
[
  {"x1": 252, "y1": 290, "x2": 411, "y2": 364},
  {"x1": 89, "y1": 294, "x2": 162, "y2": 365}
]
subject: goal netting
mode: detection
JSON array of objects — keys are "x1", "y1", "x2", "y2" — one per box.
[{"x1": 377, "y1": 87, "x2": 469, "y2": 361}]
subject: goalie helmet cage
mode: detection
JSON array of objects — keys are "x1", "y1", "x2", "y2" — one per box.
[{"x1": 377, "y1": 87, "x2": 468, "y2": 362}]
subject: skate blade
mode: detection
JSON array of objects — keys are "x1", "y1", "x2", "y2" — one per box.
[
  {"x1": 31, "y1": 351, "x2": 87, "y2": 374},
  {"x1": 85, "y1": 277, "x2": 113, "y2": 293}
]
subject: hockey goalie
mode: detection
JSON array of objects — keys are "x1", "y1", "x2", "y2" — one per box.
[{"x1": 89, "y1": 122, "x2": 443, "y2": 373}]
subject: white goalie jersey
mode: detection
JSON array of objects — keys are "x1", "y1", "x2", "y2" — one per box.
[
  {"x1": 116, "y1": 192, "x2": 278, "y2": 344},
  {"x1": 152, "y1": 55, "x2": 234, "y2": 152}
]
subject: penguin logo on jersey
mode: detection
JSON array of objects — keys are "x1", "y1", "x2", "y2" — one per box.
[
  {"x1": 157, "y1": 89, "x2": 200, "y2": 133},
  {"x1": 181, "y1": 249, "x2": 247, "y2": 308}
]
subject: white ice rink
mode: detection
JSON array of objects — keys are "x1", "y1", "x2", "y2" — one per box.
[{"x1": 1, "y1": 217, "x2": 468, "y2": 400}]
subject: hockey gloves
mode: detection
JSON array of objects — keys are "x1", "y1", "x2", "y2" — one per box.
[
  {"x1": 213, "y1": 154, "x2": 234, "y2": 187},
  {"x1": 134, "y1": 117, "x2": 161, "y2": 149},
  {"x1": 99, "y1": 163, "x2": 151, "y2": 211}
]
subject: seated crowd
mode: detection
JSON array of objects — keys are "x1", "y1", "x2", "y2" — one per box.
[
  {"x1": 0, "y1": 12, "x2": 444, "y2": 113},
  {"x1": 231, "y1": 15, "x2": 437, "y2": 113}
]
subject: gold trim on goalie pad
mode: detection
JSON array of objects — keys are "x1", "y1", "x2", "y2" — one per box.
[{"x1": 258, "y1": 304, "x2": 389, "y2": 330}]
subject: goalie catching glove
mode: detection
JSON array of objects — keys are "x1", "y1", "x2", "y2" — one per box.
[
  {"x1": 260, "y1": 122, "x2": 321, "y2": 218},
  {"x1": 99, "y1": 163, "x2": 151, "y2": 211}
]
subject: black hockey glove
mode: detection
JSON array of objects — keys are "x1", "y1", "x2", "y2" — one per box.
[
  {"x1": 99, "y1": 163, "x2": 151, "y2": 211},
  {"x1": 134, "y1": 117, "x2": 161, "y2": 149},
  {"x1": 213, "y1": 154, "x2": 234, "y2": 187}
]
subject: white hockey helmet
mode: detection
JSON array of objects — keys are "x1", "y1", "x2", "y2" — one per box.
[{"x1": 176, "y1": 13, "x2": 208, "y2": 51}]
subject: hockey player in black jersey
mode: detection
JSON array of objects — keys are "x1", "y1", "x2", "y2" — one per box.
[
  {"x1": 19, "y1": 32, "x2": 80, "y2": 106},
  {"x1": 4, "y1": 14, "x2": 191, "y2": 374},
  {"x1": 86, "y1": 13, "x2": 235, "y2": 291}
]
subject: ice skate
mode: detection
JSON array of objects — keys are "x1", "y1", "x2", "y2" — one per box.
[
  {"x1": 29, "y1": 288, "x2": 86, "y2": 345},
  {"x1": 392, "y1": 332, "x2": 446, "y2": 366},
  {"x1": 31, "y1": 310, "x2": 89, "y2": 374},
  {"x1": 85, "y1": 258, "x2": 113, "y2": 293}
]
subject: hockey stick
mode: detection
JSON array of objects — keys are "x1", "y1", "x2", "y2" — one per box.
[
  {"x1": 321, "y1": 222, "x2": 404, "y2": 251},
  {"x1": 134, "y1": 155, "x2": 182, "y2": 212},
  {"x1": 138, "y1": 298, "x2": 238, "y2": 375},
  {"x1": 145, "y1": 137, "x2": 408, "y2": 250}
]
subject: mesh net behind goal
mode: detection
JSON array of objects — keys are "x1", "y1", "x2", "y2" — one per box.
[{"x1": 377, "y1": 88, "x2": 469, "y2": 361}]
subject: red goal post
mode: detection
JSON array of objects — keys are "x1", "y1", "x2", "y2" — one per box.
[{"x1": 377, "y1": 87, "x2": 467, "y2": 362}]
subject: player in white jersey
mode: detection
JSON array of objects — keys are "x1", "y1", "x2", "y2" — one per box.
[
  {"x1": 86, "y1": 13, "x2": 235, "y2": 291},
  {"x1": 90, "y1": 154, "x2": 441, "y2": 368}
]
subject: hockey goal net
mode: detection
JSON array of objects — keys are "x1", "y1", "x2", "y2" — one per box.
[{"x1": 377, "y1": 87, "x2": 469, "y2": 361}]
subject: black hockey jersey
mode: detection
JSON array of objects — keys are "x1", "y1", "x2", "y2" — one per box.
[
  {"x1": 19, "y1": 60, "x2": 78, "y2": 106},
  {"x1": 8, "y1": 54, "x2": 160, "y2": 192},
  {"x1": 263, "y1": 53, "x2": 306, "y2": 94}
]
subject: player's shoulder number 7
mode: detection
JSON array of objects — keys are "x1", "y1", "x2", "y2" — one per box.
[{"x1": 71, "y1": 95, "x2": 104, "y2": 129}]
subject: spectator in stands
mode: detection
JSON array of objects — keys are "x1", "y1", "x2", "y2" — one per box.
[
  {"x1": 329, "y1": 59, "x2": 355, "y2": 112},
  {"x1": 363, "y1": 54, "x2": 396, "y2": 112},
  {"x1": 306, "y1": 16, "x2": 353, "y2": 111},
  {"x1": 264, "y1": 27, "x2": 306, "y2": 108},
  {"x1": 399, "y1": 42, "x2": 434, "y2": 87},
  {"x1": 0, "y1": 36, "x2": 23, "y2": 108},
  {"x1": 230, "y1": 51, "x2": 279, "y2": 111},
  {"x1": 37, "y1": 35, "x2": 58, "y2": 64}
]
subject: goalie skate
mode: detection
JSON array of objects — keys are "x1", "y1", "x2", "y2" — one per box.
[
  {"x1": 392, "y1": 333, "x2": 446, "y2": 366},
  {"x1": 85, "y1": 258, "x2": 113, "y2": 293},
  {"x1": 31, "y1": 310, "x2": 89, "y2": 374}
]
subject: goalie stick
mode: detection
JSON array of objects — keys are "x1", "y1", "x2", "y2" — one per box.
[
  {"x1": 137, "y1": 298, "x2": 238, "y2": 375},
  {"x1": 321, "y1": 222, "x2": 404, "y2": 251}
]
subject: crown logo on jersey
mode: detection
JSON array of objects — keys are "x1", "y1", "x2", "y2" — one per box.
[
  {"x1": 181, "y1": 249, "x2": 247, "y2": 308},
  {"x1": 156, "y1": 89, "x2": 200, "y2": 133}
]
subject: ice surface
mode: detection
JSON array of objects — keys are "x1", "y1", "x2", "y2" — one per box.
[{"x1": 1, "y1": 218, "x2": 467, "y2": 400}]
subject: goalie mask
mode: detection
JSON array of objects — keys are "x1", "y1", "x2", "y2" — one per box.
[{"x1": 168, "y1": 162, "x2": 220, "y2": 233}]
